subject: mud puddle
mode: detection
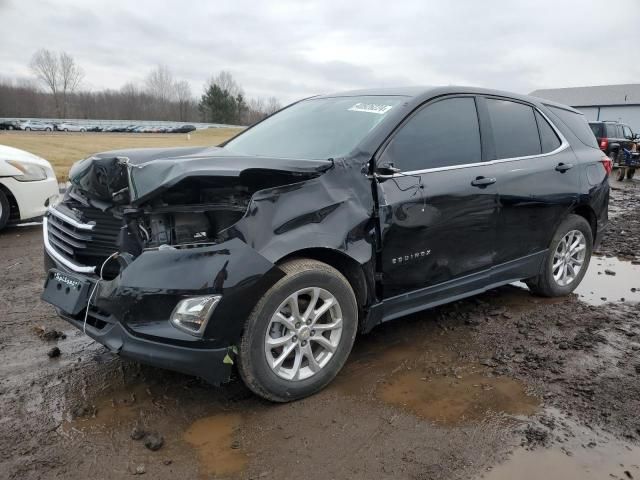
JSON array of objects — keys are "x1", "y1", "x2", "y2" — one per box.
[
  {"x1": 574, "y1": 256, "x2": 640, "y2": 305},
  {"x1": 332, "y1": 300, "x2": 540, "y2": 425},
  {"x1": 482, "y1": 412, "x2": 640, "y2": 480},
  {"x1": 380, "y1": 369, "x2": 538, "y2": 425},
  {"x1": 184, "y1": 413, "x2": 247, "y2": 478}
]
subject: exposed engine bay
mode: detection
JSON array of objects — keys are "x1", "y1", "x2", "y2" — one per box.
[{"x1": 54, "y1": 150, "x2": 331, "y2": 279}]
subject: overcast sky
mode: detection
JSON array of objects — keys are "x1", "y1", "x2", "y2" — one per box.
[{"x1": 1, "y1": 0, "x2": 639, "y2": 104}]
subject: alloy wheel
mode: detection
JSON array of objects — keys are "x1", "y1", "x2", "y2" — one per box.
[
  {"x1": 552, "y1": 229, "x2": 587, "y2": 286},
  {"x1": 264, "y1": 287, "x2": 343, "y2": 381}
]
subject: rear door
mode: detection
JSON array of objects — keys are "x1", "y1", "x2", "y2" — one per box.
[
  {"x1": 485, "y1": 97, "x2": 581, "y2": 276},
  {"x1": 376, "y1": 95, "x2": 500, "y2": 298}
]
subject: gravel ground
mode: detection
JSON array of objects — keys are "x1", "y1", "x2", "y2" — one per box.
[{"x1": 0, "y1": 175, "x2": 639, "y2": 480}]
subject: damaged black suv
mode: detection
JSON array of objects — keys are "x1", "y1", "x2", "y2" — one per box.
[{"x1": 42, "y1": 87, "x2": 610, "y2": 402}]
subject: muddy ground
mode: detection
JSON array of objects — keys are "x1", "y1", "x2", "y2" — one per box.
[{"x1": 1, "y1": 175, "x2": 639, "y2": 480}]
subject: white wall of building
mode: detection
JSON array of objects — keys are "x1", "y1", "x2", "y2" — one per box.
[{"x1": 576, "y1": 105, "x2": 640, "y2": 133}]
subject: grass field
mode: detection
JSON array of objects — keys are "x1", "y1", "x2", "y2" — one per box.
[{"x1": 0, "y1": 128, "x2": 241, "y2": 181}]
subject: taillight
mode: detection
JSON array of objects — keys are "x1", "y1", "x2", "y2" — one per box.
[
  {"x1": 599, "y1": 138, "x2": 608, "y2": 150},
  {"x1": 600, "y1": 156, "x2": 612, "y2": 175}
]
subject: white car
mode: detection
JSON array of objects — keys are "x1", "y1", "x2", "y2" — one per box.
[
  {"x1": 20, "y1": 120, "x2": 54, "y2": 132},
  {"x1": 57, "y1": 122, "x2": 86, "y2": 132},
  {"x1": 0, "y1": 145, "x2": 59, "y2": 231}
]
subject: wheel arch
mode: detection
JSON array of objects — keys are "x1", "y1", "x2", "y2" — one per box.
[
  {"x1": 275, "y1": 247, "x2": 371, "y2": 316},
  {"x1": 571, "y1": 204, "x2": 597, "y2": 241},
  {"x1": 0, "y1": 182, "x2": 20, "y2": 223}
]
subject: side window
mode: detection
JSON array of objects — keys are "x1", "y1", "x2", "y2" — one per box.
[
  {"x1": 617, "y1": 125, "x2": 625, "y2": 138},
  {"x1": 535, "y1": 111, "x2": 562, "y2": 153},
  {"x1": 382, "y1": 97, "x2": 481, "y2": 171},
  {"x1": 606, "y1": 124, "x2": 617, "y2": 137},
  {"x1": 487, "y1": 99, "x2": 541, "y2": 159},
  {"x1": 623, "y1": 126, "x2": 633, "y2": 139}
]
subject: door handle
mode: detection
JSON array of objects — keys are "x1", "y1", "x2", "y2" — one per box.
[
  {"x1": 471, "y1": 176, "x2": 497, "y2": 187},
  {"x1": 555, "y1": 162, "x2": 574, "y2": 172}
]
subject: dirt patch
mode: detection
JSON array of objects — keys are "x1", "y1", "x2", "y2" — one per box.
[{"x1": 184, "y1": 413, "x2": 246, "y2": 478}]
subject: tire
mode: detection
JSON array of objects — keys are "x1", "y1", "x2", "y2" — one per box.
[
  {"x1": 616, "y1": 166, "x2": 626, "y2": 181},
  {"x1": 7, "y1": 125, "x2": 13, "y2": 131},
  {"x1": 627, "y1": 168, "x2": 635, "y2": 180},
  {"x1": 0, "y1": 189, "x2": 10, "y2": 232},
  {"x1": 63, "y1": 128, "x2": 68, "y2": 132},
  {"x1": 25, "y1": 127, "x2": 31, "y2": 131},
  {"x1": 80, "y1": 128, "x2": 86, "y2": 132},
  {"x1": 238, "y1": 258, "x2": 358, "y2": 402},
  {"x1": 46, "y1": 127, "x2": 52, "y2": 132},
  {"x1": 526, "y1": 214, "x2": 592, "y2": 297}
]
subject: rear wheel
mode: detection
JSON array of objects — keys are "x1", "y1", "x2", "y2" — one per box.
[
  {"x1": 627, "y1": 168, "x2": 636, "y2": 180},
  {"x1": 238, "y1": 258, "x2": 358, "y2": 402},
  {"x1": 526, "y1": 214, "x2": 592, "y2": 297},
  {"x1": 0, "y1": 190, "x2": 10, "y2": 231},
  {"x1": 617, "y1": 166, "x2": 626, "y2": 181}
]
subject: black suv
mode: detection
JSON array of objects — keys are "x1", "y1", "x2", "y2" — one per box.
[
  {"x1": 589, "y1": 120, "x2": 638, "y2": 178},
  {"x1": 41, "y1": 87, "x2": 610, "y2": 402}
]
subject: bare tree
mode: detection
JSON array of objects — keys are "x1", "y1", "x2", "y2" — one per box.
[
  {"x1": 30, "y1": 49, "x2": 83, "y2": 118},
  {"x1": 210, "y1": 71, "x2": 242, "y2": 97},
  {"x1": 175, "y1": 80, "x2": 193, "y2": 121},
  {"x1": 145, "y1": 65, "x2": 176, "y2": 102},
  {"x1": 265, "y1": 96, "x2": 282, "y2": 115}
]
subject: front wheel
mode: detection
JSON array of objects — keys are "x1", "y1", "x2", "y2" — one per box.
[
  {"x1": 238, "y1": 258, "x2": 358, "y2": 402},
  {"x1": 526, "y1": 214, "x2": 592, "y2": 297},
  {"x1": 0, "y1": 189, "x2": 10, "y2": 231}
]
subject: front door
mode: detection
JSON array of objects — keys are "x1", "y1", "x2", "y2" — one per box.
[{"x1": 376, "y1": 96, "x2": 499, "y2": 298}]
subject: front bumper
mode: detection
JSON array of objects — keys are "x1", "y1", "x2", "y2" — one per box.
[
  {"x1": 42, "y1": 237, "x2": 285, "y2": 384},
  {"x1": 0, "y1": 176, "x2": 59, "y2": 221},
  {"x1": 59, "y1": 308, "x2": 231, "y2": 384}
]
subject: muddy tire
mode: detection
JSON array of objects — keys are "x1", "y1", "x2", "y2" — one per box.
[
  {"x1": 238, "y1": 258, "x2": 357, "y2": 402},
  {"x1": 526, "y1": 214, "x2": 592, "y2": 297},
  {"x1": 616, "y1": 166, "x2": 626, "y2": 181},
  {"x1": 0, "y1": 189, "x2": 10, "y2": 231},
  {"x1": 627, "y1": 168, "x2": 635, "y2": 180}
]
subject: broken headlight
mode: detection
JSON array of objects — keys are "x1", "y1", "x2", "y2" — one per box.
[{"x1": 169, "y1": 295, "x2": 221, "y2": 336}]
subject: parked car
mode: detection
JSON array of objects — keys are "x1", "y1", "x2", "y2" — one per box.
[
  {"x1": 589, "y1": 120, "x2": 638, "y2": 181},
  {"x1": 19, "y1": 120, "x2": 54, "y2": 132},
  {"x1": 0, "y1": 145, "x2": 59, "y2": 231},
  {"x1": 56, "y1": 122, "x2": 87, "y2": 132},
  {"x1": 0, "y1": 120, "x2": 21, "y2": 131},
  {"x1": 41, "y1": 87, "x2": 610, "y2": 402},
  {"x1": 172, "y1": 124, "x2": 196, "y2": 133}
]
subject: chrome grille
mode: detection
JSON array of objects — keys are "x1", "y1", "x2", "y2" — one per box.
[{"x1": 44, "y1": 205, "x2": 121, "y2": 273}]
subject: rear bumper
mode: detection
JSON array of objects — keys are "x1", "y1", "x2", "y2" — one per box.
[{"x1": 59, "y1": 309, "x2": 231, "y2": 384}]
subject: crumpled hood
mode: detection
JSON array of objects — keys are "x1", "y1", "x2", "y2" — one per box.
[{"x1": 68, "y1": 145, "x2": 332, "y2": 204}]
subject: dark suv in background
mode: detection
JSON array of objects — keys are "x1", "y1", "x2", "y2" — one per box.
[
  {"x1": 41, "y1": 87, "x2": 611, "y2": 402},
  {"x1": 589, "y1": 120, "x2": 638, "y2": 179}
]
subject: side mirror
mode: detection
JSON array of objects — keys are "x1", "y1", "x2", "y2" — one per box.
[{"x1": 376, "y1": 162, "x2": 401, "y2": 176}]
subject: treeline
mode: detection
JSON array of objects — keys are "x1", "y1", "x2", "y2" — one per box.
[{"x1": 0, "y1": 50, "x2": 282, "y2": 125}]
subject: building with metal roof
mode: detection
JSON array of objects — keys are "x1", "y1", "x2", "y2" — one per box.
[{"x1": 530, "y1": 84, "x2": 640, "y2": 132}]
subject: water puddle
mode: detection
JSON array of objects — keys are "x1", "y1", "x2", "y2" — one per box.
[
  {"x1": 379, "y1": 369, "x2": 538, "y2": 425},
  {"x1": 331, "y1": 308, "x2": 539, "y2": 425},
  {"x1": 575, "y1": 256, "x2": 640, "y2": 305},
  {"x1": 65, "y1": 383, "x2": 153, "y2": 432},
  {"x1": 184, "y1": 413, "x2": 247, "y2": 477},
  {"x1": 481, "y1": 411, "x2": 640, "y2": 480}
]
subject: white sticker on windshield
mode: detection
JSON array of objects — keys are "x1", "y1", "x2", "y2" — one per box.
[{"x1": 348, "y1": 103, "x2": 393, "y2": 115}]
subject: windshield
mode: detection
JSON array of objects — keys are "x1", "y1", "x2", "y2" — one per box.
[{"x1": 224, "y1": 95, "x2": 404, "y2": 159}]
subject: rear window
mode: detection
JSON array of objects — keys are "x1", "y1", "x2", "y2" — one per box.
[
  {"x1": 547, "y1": 106, "x2": 599, "y2": 148},
  {"x1": 487, "y1": 99, "x2": 541, "y2": 159},
  {"x1": 589, "y1": 123, "x2": 604, "y2": 138},
  {"x1": 606, "y1": 124, "x2": 617, "y2": 137}
]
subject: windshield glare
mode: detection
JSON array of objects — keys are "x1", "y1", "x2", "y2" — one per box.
[{"x1": 224, "y1": 96, "x2": 403, "y2": 160}]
